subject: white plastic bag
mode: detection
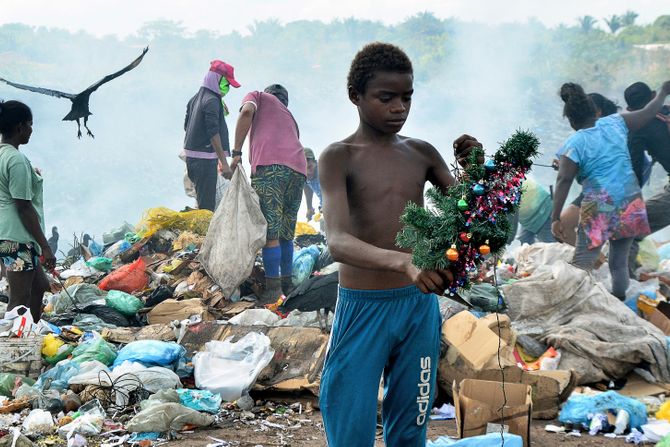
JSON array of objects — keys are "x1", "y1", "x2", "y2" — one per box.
[
  {"x1": 22, "y1": 409, "x2": 55, "y2": 435},
  {"x1": 193, "y1": 332, "x2": 274, "y2": 402},
  {"x1": 198, "y1": 166, "x2": 266, "y2": 298},
  {"x1": 228, "y1": 309, "x2": 280, "y2": 326}
]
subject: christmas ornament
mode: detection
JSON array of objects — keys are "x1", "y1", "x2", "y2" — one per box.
[
  {"x1": 446, "y1": 245, "x2": 459, "y2": 261},
  {"x1": 396, "y1": 130, "x2": 540, "y2": 294}
]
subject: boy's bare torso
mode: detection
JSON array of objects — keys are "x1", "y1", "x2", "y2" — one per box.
[{"x1": 328, "y1": 135, "x2": 441, "y2": 290}]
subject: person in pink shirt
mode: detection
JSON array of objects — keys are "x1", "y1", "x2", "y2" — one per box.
[{"x1": 231, "y1": 84, "x2": 306, "y2": 302}]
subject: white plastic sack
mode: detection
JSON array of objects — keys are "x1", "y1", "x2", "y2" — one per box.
[
  {"x1": 214, "y1": 175, "x2": 231, "y2": 210},
  {"x1": 514, "y1": 242, "x2": 574, "y2": 275},
  {"x1": 502, "y1": 261, "x2": 670, "y2": 384},
  {"x1": 198, "y1": 166, "x2": 267, "y2": 298},
  {"x1": 193, "y1": 332, "x2": 274, "y2": 402},
  {"x1": 228, "y1": 309, "x2": 280, "y2": 326},
  {"x1": 60, "y1": 260, "x2": 98, "y2": 279}
]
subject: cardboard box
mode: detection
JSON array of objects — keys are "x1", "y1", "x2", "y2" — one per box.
[
  {"x1": 440, "y1": 311, "x2": 576, "y2": 419},
  {"x1": 453, "y1": 379, "x2": 532, "y2": 447},
  {"x1": 649, "y1": 301, "x2": 670, "y2": 336},
  {"x1": 443, "y1": 311, "x2": 515, "y2": 370}
]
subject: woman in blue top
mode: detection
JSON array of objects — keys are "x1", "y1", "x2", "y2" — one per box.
[
  {"x1": 552, "y1": 82, "x2": 670, "y2": 299},
  {"x1": 0, "y1": 100, "x2": 54, "y2": 320}
]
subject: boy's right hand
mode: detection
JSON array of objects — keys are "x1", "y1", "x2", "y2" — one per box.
[
  {"x1": 406, "y1": 262, "x2": 454, "y2": 294},
  {"x1": 453, "y1": 134, "x2": 484, "y2": 167}
]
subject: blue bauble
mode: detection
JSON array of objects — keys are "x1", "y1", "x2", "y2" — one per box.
[
  {"x1": 484, "y1": 159, "x2": 496, "y2": 171},
  {"x1": 473, "y1": 183, "x2": 485, "y2": 195}
]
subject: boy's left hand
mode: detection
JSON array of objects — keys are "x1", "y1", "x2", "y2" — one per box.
[{"x1": 453, "y1": 134, "x2": 484, "y2": 167}]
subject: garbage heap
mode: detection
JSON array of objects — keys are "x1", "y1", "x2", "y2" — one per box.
[
  {"x1": 0, "y1": 206, "x2": 335, "y2": 446},
  {"x1": 436, "y1": 241, "x2": 670, "y2": 445}
]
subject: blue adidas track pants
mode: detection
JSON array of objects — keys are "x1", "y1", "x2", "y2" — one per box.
[{"x1": 320, "y1": 285, "x2": 441, "y2": 447}]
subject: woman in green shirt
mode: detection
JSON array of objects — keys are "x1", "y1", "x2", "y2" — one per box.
[{"x1": 0, "y1": 100, "x2": 54, "y2": 320}]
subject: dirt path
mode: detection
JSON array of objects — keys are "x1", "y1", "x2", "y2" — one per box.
[{"x1": 168, "y1": 414, "x2": 633, "y2": 446}]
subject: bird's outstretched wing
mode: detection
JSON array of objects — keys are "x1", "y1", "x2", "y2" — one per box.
[
  {"x1": 0, "y1": 77, "x2": 76, "y2": 99},
  {"x1": 82, "y1": 46, "x2": 149, "y2": 94}
]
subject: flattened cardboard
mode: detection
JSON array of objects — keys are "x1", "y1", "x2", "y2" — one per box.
[
  {"x1": 649, "y1": 301, "x2": 670, "y2": 336},
  {"x1": 453, "y1": 379, "x2": 532, "y2": 447},
  {"x1": 443, "y1": 311, "x2": 511, "y2": 370}
]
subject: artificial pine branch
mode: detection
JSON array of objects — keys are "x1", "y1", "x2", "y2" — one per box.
[{"x1": 396, "y1": 130, "x2": 540, "y2": 293}]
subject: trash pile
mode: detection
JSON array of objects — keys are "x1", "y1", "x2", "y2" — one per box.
[
  {"x1": 6, "y1": 198, "x2": 670, "y2": 446},
  {"x1": 0, "y1": 203, "x2": 335, "y2": 446},
  {"x1": 433, "y1": 240, "x2": 670, "y2": 445}
]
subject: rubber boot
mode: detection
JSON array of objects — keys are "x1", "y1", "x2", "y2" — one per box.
[
  {"x1": 281, "y1": 276, "x2": 294, "y2": 297},
  {"x1": 260, "y1": 277, "x2": 283, "y2": 304}
]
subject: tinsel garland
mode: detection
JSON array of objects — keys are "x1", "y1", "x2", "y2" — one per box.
[{"x1": 396, "y1": 130, "x2": 540, "y2": 294}]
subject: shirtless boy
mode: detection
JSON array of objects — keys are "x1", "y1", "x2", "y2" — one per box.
[{"x1": 319, "y1": 42, "x2": 481, "y2": 447}]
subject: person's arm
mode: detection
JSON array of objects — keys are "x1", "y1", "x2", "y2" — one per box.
[
  {"x1": 320, "y1": 145, "x2": 450, "y2": 293},
  {"x1": 231, "y1": 102, "x2": 256, "y2": 172},
  {"x1": 550, "y1": 156, "x2": 578, "y2": 242},
  {"x1": 15, "y1": 200, "x2": 55, "y2": 270},
  {"x1": 202, "y1": 98, "x2": 233, "y2": 178},
  {"x1": 621, "y1": 81, "x2": 670, "y2": 132},
  {"x1": 424, "y1": 142, "x2": 456, "y2": 193},
  {"x1": 304, "y1": 184, "x2": 315, "y2": 220}
]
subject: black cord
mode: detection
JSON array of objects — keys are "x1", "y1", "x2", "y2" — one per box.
[{"x1": 493, "y1": 258, "x2": 507, "y2": 446}]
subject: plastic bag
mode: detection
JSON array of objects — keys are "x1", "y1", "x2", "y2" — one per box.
[
  {"x1": 72, "y1": 314, "x2": 117, "y2": 332},
  {"x1": 103, "y1": 240, "x2": 131, "y2": 259},
  {"x1": 427, "y1": 434, "x2": 522, "y2": 447},
  {"x1": 98, "y1": 257, "x2": 148, "y2": 293},
  {"x1": 193, "y1": 332, "x2": 274, "y2": 402},
  {"x1": 136, "y1": 207, "x2": 213, "y2": 238},
  {"x1": 105, "y1": 290, "x2": 143, "y2": 316},
  {"x1": 656, "y1": 401, "x2": 670, "y2": 423},
  {"x1": 637, "y1": 237, "x2": 660, "y2": 271},
  {"x1": 60, "y1": 260, "x2": 98, "y2": 279},
  {"x1": 559, "y1": 390, "x2": 647, "y2": 429},
  {"x1": 51, "y1": 283, "x2": 106, "y2": 315},
  {"x1": 125, "y1": 402, "x2": 214, "y2": 433},
  {"x1": 214, "y1": 175, "x2": 230, "y2": 210},
  {"x1": 34, "y1": 360, "x2": 80, "y2": 392},
  {"x1": 71, "y1": 335, "x2": 117, "y2": 366},
  {"x1": 197, "y1": 166, "x2": 267, "y2": 298},
  {"x1": 0, "y1": 373, "x2": 34, "y2": 397},
  {"x1": 103, "y1": 222, "x2": 134, "y2": 245},
  {"x1": 22, "y1": 409, "x2": 55, "y2": 435},
  {"x1": 42, "y1": 334, "x2": 74, "y2": 365},
  {"x1": 295, "y1": 222, "x2": 318, "y2": 236},
  {"x1": 176, "y1": 388, "x2": 222, "y2": 414},
  {"x1": 112, "y1": 340, "x2": 186, "y2": 369},
  {"x1": 228, "y1": 309, "x2": 280, "y2": 326},
  {"x1": 58, "y1": 400, "x2": 104, "y2": 437},
  {"x1": 292, "y1": 245, "x2": 320, "y2": 286},
  {"x1": 85, "y1": 257, "x2": 113, "y2": 273}
]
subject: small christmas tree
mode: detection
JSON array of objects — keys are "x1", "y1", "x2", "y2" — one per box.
[{"x1": 396, "y1": 130, "x2": 540, "y2": 294}]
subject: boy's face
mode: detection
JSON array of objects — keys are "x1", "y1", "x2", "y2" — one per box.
[{"x1": 351, "y1": 71, "x2": 413, "y2": 134}]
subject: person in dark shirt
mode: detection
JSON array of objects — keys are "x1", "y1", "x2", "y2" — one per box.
[
  {"x1": 625, "y1": 82, "x2": 670, "y2": 273},
  {"x1": 183, "y1": 60, "x2": 240, "y2": 211}
]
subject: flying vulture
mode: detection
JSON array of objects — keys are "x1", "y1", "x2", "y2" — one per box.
[{"x1": 0, "y1": 47, "x2": 149, "y2": 138}]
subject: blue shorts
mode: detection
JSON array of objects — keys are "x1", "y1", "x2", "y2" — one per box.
[{"x1": 320, "y1": 285, "x2": 441, "y2": 447}]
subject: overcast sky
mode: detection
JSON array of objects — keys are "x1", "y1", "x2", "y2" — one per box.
[{"x1": 1, "y1": 0, "x2": 666, "y2": 36}]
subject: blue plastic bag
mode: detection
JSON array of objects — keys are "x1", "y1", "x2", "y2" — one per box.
[
  {"x1": 176, "y1": 388, "x2": 222, "y2": 414},
  {"x1": 426, "y1": 433, "x2": 523, "y2": 447},
  {"x1": 112, "y1": 341, "x2": 187, "y2": 370},
  {"x1": 559, "y1": 390, "x2": 647, "y2": 429},
  {"x1": 34, "y1": 360, "x2": 81, "y2": 392},
  {"x1": 292, "y1": 245, "x2": 321, "y2": 286}
]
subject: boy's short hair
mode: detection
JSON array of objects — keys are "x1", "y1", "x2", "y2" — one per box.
[
  {"x1": 624, "y1": 82, "x2": 653, "y2": 111},
  {"x1": 347, "y1": 42, "x2": 413, "y2": 94}
]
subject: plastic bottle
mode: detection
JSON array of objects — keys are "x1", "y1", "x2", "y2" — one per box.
[{"x1": 614, "y1": 409, "x2": 630, "y2": 435}]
